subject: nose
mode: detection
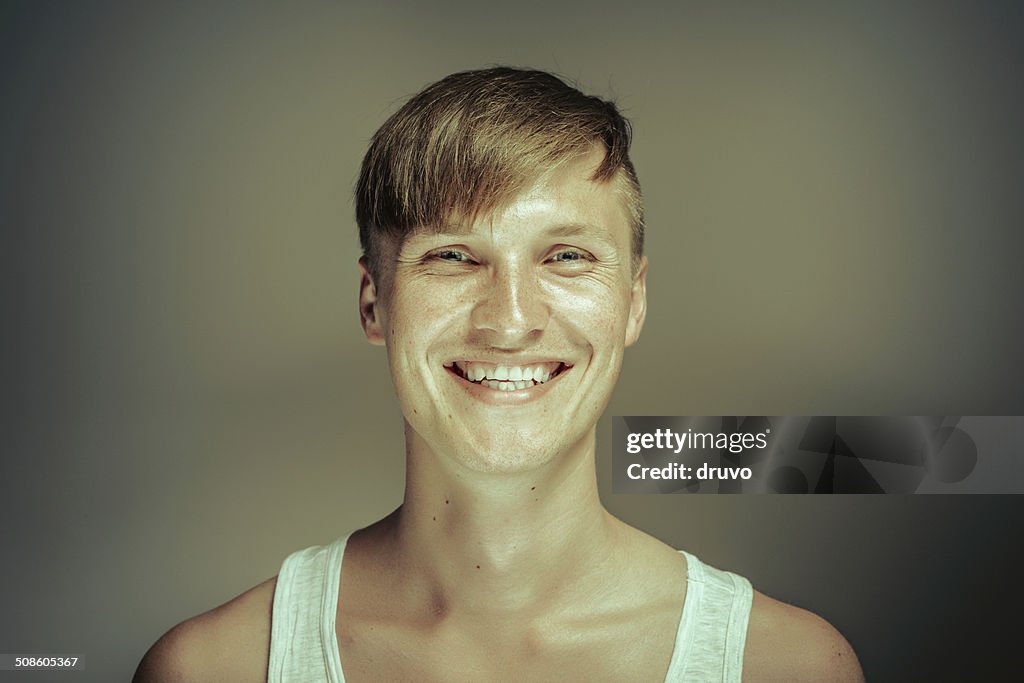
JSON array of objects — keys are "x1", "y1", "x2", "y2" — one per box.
[{"x1": 470, "y1": 260, "x2": 550, "y2": 345}]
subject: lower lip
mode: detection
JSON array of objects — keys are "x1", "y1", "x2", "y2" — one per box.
[{"x1": 444, "y1": 366, "x2": 569, "y2": 404}]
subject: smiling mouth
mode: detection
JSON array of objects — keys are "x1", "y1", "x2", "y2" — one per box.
[{"x1": 445, "y1": 360, "x2": 571, "y2": 392}]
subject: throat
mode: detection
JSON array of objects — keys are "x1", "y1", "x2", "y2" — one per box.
[
  {"x1": 392, "y1": 421, "x2": 609, "y2": 613},
  {"x1": 391, "y1": 492, "x2": 614, "y2": 614}
]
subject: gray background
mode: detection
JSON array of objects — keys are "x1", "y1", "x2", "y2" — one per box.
[{"x1": 2, "y1": 1, "x2": 1023, "y2": 680}]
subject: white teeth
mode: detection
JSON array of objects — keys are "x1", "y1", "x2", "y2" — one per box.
[{"x1": 454, "y1": 361, "x2": 564, "y2": 386}]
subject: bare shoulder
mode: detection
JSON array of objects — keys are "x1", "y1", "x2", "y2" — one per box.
[
  {"x1": 742, "y1": 589, "x2": 864, "y2": 683},
  {"x1": 133, "y1": 577, "x2": 277, "y2": 683}
]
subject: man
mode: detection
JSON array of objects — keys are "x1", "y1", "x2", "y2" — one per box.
[{"x1": 136, "y1": 67, "x2": 863, "y2": 682}]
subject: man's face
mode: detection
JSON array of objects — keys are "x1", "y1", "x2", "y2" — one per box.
[{"x1": 360, "y1": 151, "x2": 647, "y2": 473}]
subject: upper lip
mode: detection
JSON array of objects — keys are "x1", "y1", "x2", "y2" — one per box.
[{"x1": 443, "y1": 356, "x2": 572, "y2": 366}]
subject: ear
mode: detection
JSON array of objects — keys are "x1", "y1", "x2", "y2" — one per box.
[
  {"x1": 358, "y1": 257, "x2": 386, "y2": 346},
  {"x1": 624, "y1": 256, "x2": 648, "y2": 348}
]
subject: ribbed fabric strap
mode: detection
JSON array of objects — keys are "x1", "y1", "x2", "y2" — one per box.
[
  {"x1": 665, "y1": 551, "x2": 753, "y2": 682},
  {"x1": 269, "y1": 536, "x2": 349, "y2": 683}
]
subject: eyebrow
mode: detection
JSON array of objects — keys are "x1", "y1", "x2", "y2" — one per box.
[
  {"x1": 542, "y1": 222, "x2": 601, "y2": 238},
  {"x1": 541, "y1": 222, "x2": 620, "y2": 250}
]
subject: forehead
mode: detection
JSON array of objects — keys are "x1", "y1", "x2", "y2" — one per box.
[{"x1": 412, "y1": 153, "x2": 632, "y2": 246}]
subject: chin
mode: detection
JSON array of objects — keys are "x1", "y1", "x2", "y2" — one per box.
[{"x1": 448, "y1": 436, "x2": 563, "y2": 475}]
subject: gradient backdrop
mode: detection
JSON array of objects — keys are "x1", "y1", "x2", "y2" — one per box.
[{"x1": 2, "y1": 1, "x2": 1023, "y2": 680}]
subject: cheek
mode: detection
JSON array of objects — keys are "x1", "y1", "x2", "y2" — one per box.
[
  {"x1": 548, "y1": 281, "x2": 631, "y2": 335},
  {"x1": 386, "y1": 286, "x2": 463, "y2": 362},
  {"x1": 394, "y1": 276, "x2": 467, "y2": 316}
]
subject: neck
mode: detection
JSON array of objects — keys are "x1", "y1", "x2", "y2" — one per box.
[{"x1": 381, "y1": 422, "x2": 620, "y2": 619}]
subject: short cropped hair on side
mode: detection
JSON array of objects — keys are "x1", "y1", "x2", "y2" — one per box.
[{"x1": 355, "y1": 67, "x2": 644, "y2": 279}]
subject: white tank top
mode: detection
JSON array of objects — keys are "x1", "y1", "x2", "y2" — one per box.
[{"x1": 269, "y1": 535, "x2": 753, "y2": 682}]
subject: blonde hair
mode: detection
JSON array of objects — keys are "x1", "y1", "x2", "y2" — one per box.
[{"x1": 355, "y1": 67, "x2": 644, "y2": 276}]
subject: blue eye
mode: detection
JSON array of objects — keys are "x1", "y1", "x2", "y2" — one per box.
[
  {"x1": 551, "y1": 250, "x2": 585, "y2": 262},
  {"x1": 434, "y1": 249, "x2": 468, "y2": 262}
]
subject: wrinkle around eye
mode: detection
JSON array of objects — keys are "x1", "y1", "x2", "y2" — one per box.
[
  {"x1": 544, "y1": 251, "x2": 625, "y2": 278},
  {"x1": 542, "y1": 262, "x2": 624, "y2": 290},
  {"x1": 395, "y1": 254, "x2": 482, "y2": 280}
]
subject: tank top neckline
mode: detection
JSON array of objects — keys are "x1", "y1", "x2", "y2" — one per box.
[{"x1": 319, "y1": 534, "x2": 701, "y2": 683}]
